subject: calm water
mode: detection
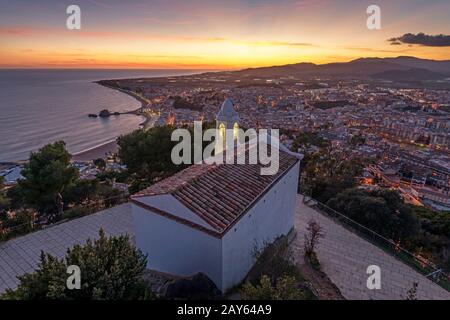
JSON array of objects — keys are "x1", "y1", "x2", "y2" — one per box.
[{"x1": 0, "y1": 69, "x2": 203, "y2": 162}]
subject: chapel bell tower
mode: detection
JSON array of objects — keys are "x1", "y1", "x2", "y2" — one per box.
[{"x1": 215, "y1": 99, "x2": 239, "y2": 154}]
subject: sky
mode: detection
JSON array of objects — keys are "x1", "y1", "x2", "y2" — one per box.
[{"x1": 1, "y1": 0, "x2": 449, "y2": 69}]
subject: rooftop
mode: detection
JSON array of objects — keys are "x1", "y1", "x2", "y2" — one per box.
[{"x1": 132, "y1": 148, "x2": 299, "y2": 234}]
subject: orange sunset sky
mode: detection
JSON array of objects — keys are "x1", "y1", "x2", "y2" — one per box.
[{"x1": 1, "y1": 0, "x2": 449, "y2": 69}]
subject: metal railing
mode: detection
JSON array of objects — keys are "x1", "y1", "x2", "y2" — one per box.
[
  {"x1": 0, "y1": 194, "x2": 129, "y2": 243},
  {"x1": 300, "y1": 193, "x2": 450, "y2": 292},
  {"x1": 0, "y1": 220, "x2": 36, "y2": 242}
]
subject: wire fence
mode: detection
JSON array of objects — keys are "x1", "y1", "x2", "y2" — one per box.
[
  {"x1": 0, "y1": 193, "x2": 129, "y2": 243},
  {"x1": 300, "y1": 193, "x2": 450, "y2": 292}
]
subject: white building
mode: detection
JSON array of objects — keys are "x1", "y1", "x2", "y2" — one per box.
[{"x1": 130, "y1": 100, "x2": 302, "y2": 293}]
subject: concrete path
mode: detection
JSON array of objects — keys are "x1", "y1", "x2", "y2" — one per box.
[
  {"x1": 0, "y1": 204, "x2": 133, "y2": 293},
  {"x1": 293, "y1": 195, "x2": 450, "y2": 300}
]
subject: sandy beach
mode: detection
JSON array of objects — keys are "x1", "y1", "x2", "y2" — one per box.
[
  {"x1": 71, "y1": 83, "x2": 153, "y2": 162},
  {"x1": 2, "y1": 80, "x2": 152, "y2": 164},
  {"x1": 72, "y1": 140, "x2": 119, "y2": 162}
]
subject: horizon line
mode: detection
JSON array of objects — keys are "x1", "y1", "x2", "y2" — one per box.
[{"x1": 1, "y1": 55, "x2": 449, "y2": 71}]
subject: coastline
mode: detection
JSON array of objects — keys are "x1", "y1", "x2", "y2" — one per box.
[
  {"x1": 72, "y1": 83, "x2": 154, "y2": 162},
  {"x1": 95, "y1": 81, "x2": 153, "y2": 128},
  {"x1": 1, "y1": 69, "x2": 200, "y2": 165},
  {"x1": 1, "y1": 80, "x2": 149, "y2": 164}
]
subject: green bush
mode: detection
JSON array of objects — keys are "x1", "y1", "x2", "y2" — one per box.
[
  {"x1": 2, "y1": 230, "x2": 151, "y2": 300},
  {"x1": 18, "y1": 141, "x2": 79, "y2": 218},
  {"x1": 248, "y1": 236, "x2": 300, "y2": 285},
  {"x1": 327, "y1": 188, "x2": 420, "y2": 243},
  {"x1": 241, "y1": 275, "x2": 308, "y2": 300},
  {"x1": 241, "y1": 235, "x2": 317, "y2": 300}
]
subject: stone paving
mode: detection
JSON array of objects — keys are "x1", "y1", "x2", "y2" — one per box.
[
  {"x1": 0, "y1": 204, "x2": 133, "y2": 293},
  {"x1": 1, "y1": 197, "x2": 449, "y2": 299},
  {"x1": 293, "y1": 195, "x2": 450, "y2": 300}
]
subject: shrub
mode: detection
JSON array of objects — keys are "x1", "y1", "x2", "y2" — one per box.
[
  {"x1": 2, "y1": 230, "x2": 151, "y2": 300},
  {"x1": 241, "y1": 275, "x2": 307, "y2": 300},
  {"x1": 248, "y1": 236, "x2": 300, "y2": 285},
  {"x1": 304, "y1": 219, "x2": 324, "y2": 261}
]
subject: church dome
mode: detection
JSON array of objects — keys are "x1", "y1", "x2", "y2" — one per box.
[{"x1": 216, "y1": 99, "x2": 239, "y2": 122}]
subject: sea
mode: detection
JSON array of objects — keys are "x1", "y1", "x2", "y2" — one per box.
[{"x1": 0, "y1": 69, "x2": 204, "y2": 162}]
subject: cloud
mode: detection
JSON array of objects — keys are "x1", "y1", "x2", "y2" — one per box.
[
  {"x1": 87, "y1": 0, "x2": 113, "y2": 8},
  {"x1": 0, "y1": 25, "x2": 221, "y2": 42},
  {"x1": 388, "y1": 33, "x2": 450, "y2": 47},
  {"x1": 136, "y1": 17, "x2": 196, "y2": 26},
  {"x1": 0, "y1": 27, "x2": 35, "y2": 36},
  {"x1": 281, "y1": 42, "x2": 316, "y2": 47},
  {"x1": 0, "y1": 25, "x2": 315, "y2": 50}
]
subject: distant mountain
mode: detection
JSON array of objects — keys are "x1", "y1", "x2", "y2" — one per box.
[
  {"x1": 383, "y1": 56, "x2": 450, "y2": 74},
  {"x1": 372, "y1": 68, "x2": 447, "y2": 81},
  {"x1": 234, "y1": 62, "x2": 317, "y2": 78},
  {"x1": 232, "y1": 56, "x2": 450, "y2": 80}
]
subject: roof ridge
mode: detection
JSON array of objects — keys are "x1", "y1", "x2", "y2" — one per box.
[{"x1": 133, "y1": 154, "x2": 299, "y2": 235}]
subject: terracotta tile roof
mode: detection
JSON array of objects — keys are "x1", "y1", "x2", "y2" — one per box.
[{"x1": 132, "y1": 148, "x2": 299, "y2": 235}]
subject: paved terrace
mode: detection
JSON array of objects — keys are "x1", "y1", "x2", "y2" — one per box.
[{"x1": 0, "y1": 197, "x2": 449, "y2": 299}]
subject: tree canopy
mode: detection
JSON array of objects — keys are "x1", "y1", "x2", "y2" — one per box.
[
  {"x1": 17, "y1": 141, "x2": 78, "y2": 219},
  {"x1": 118, "y1": 126, "x2": 180, "y2": 184},
  {"x1": 348, "y1": 134, "x2": 366, "y2": 147},
  {"x1": 0, "y1": 176, "x2": 8, "y2": 212},
  {"x1": 327, "y1": 188, "x2": 420, "y2": 242},
  {"x1": 118, "y1": 123, "x2": 216, "y2": 193},
  {"x1": 1, "y1": 141, "x2": 128, "y2": 239},
  {"x1": 93, "y1": 158, "x2": 106, "y2": 170},
  {"x1": 410, "y1": 205, "x2": 450, "y2": 270},
  {"x1": 290, "y1": 132, "x2": 329, "y2": 153},
  {"x1": 302, "y1": 147, "x2": 366, "y2": 202},
  {"x1": 241, "y1": 275, "x2": 306, "y2": 300}
]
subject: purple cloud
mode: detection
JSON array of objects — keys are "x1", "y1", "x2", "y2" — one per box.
[{"x1": 388, "y1": 33, "x2": 450, "y2": 47}]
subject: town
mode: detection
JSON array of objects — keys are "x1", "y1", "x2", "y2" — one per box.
[
  {"x1": 1, "y1": 69, "x2": 450, "y2": 302},
  {"x1": 95, "y1": 71, "x2": 450, "y2": 212}
]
